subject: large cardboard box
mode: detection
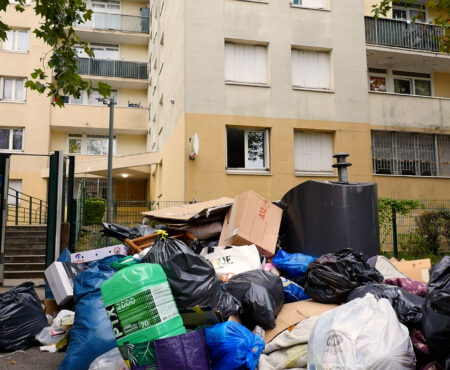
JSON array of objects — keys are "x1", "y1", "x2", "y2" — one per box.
[
  {"x1": 70, "y1": 244, "x2": 128, "y2": 263},
  {"x1": 218, "y1": 191, "x2": 282, "y2": 257},
  {"x1": 265, "y1": 300, "x2": 338, "y2": 344},
  {"x1": 390, "y1": 258, "x2": 431, "y2": 282}
]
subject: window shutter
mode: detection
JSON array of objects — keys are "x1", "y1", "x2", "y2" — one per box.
[
  {"x1": 17, "y1": 30, "x2": 28, "y2": 51},
  {"x1": 301, "y1": 0, "x2": 327, "y2": 9},
  {"x1": 225, "y1": 43, "x2": 267, "y2": 84},
  {"x1": 292, "y1": 49, "x2": 330, "y2": 89},
  {"x1": 0, "y1": 77, "x2": 4, "y2": 100},
  {"x1": 3, "y1": 31, "x2": 14, "y2": 51},
  {"x1": 295, "y1": 132, "x2": 333, "y2": 172},
  {"x1": 8, "y1": 179, "x2": 22, "y2": 205}
]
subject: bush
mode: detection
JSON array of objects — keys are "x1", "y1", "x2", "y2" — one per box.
[
  {"x1": 416, "y1": 209, "x2": 450, "y2": 255},
  {"x1": 83, "y1": 198, "x2": 106, "y2": 226}
]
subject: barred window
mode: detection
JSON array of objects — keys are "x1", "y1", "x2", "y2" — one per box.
[{"x1": 372, "y1": 131, "x2": 450, "y2": 177}]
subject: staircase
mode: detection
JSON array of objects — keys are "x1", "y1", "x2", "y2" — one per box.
[{"x1": 4, "y1": 225, "x2": 47, "y2": 279}]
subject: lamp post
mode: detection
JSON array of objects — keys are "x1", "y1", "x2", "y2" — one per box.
[{"x1": 103, "y1": 97, "x2": 115, "y2": 225}]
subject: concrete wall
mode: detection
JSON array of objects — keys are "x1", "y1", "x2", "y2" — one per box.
[
  {"x1": 183, "y1": 0, "x2": 370, "y2": 124},
  {"x1": 120, "y1": 43, "x2": 148, "y2": 61},
  {"x1": 122, "y1": 0, "x2": 145, "y2": 16}
]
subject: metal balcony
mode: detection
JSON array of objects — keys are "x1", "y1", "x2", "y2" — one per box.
[
  {"x1": 75, "y1": 12, "x2": 150, "y2": 33},
  {"x1": 365, "y1": 16, "x2": 444, "y2": 53},
  {"x1": 75, "y1": 57, "x2": 148, "y2": 80}
]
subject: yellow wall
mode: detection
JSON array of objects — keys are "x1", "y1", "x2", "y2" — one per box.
[
  {"x1": 434, "y1": 72, "x2": 450, "y2": 98},
  {"x1": 121, "y1": 44, "x2": 148, "y2": 62},
  {"x1": 180, "y1": 113, "x2": 450, "y2": 202},
  {"x1": 118, "y1": 134, "x2": 147, "y2": 155},
  {"x1": 119, "y1": 88, "x2": 148, "y2": 107},
  {"x1": 151, "y1": 115, "x2": 185, "y2": 201},
  {"x1": 121, "y1": 0, "x2": 145, "y2": 16},
  {"x1": 362, "y1": 0, "x2": 392, "y2": 17}
]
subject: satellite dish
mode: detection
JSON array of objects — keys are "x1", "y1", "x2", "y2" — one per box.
[{"x1": 189, "y1": 134, "x2": 199, "y2": 160}]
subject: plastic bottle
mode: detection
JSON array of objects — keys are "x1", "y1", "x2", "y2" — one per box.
[{"x1": 101, "y1": 257, "x2": 186, "y2": 365}]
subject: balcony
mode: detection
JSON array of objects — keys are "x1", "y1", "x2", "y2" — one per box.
[
  {"x1": 365, "y1": 16, "x2": 443, "y2": 53},
  {"x1": 74, "y1": 13, "x2": 150, "y2": 45},
  {"x1": 75, "y1": 57, "x2": 148, "y2": 88},
  {"x1": 368, "y1": 92, "x2": 450, "y2": 130},
  {"x1": 50, "y1": 105, "x2": 148, "y2": 133}
]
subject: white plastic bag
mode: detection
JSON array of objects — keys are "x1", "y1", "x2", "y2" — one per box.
[
  {"x1": 35, "y1": 309, "x2": 75, "y2": 345},
  {"x1": 307, "y1": 293, "x2": 415, "y2": 370},
  {"x1": 201, "y1": 244, "x2": 261, "y2": 281},
  {"x1": 88, "y1": 347, "x2": 128, "y2": 370}
]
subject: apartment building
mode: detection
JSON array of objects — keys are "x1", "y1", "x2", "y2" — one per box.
[{"x1": 0, "y1": 0, "x2": 449, "y2": 205}]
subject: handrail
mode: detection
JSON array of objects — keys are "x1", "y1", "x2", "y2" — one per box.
[
  {"x1": 75, "y1": 57, "x2": 149, "y2": 80},
  {"x1": 7, "y1": 187, "x2": 48, "y2": 225},
  {"x1": 364, "y1": 16, "x2": 444, "y2": 53},
  {"x1": 74, "y1": 12, "x2": 150, "y2": 34}
]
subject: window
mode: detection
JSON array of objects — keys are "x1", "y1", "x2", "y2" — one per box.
[
  {"x1": 294, "y1": 131, "x2": 333, "y2": 174},
  {"x1": 68, "y1": 89, "x2": 118, "y2": 105},
  {"x1": 92, "y1": 0, "x2": 121, "y2": 30},
  {"x1": 291, "y1": 49, "x2": 331, "y2": 90},
  {"x1": 0, "y1": 128, "x2": 23, "y2": 151},
  {"x1": 372, "y1": 131, "x2": 450, "y2": 177},
  {"x1": 0, "y1": 77, "x2": 26, "y2": 101},
  {"x1": 393, "y1": 2, "x2": 427, "y2": 22},
  {"x1": 8, "y1": 179, "x2": 22, "y2": 205},
  {"x1": 74, "y1": 43, "x2": 119, "y2": 59},
  {"x1": 292, "y1": 0, "x2": 327, "y2": 9},
  {"x1": 226, "y1": 127, "x2": 269, "y2": 170},
  {"x1": 67, "y1": 133, "x2": 117, "y2": 155},
  {"x1": 368, "y1": 68, "x2": 432, "y2": 97},
  {"x1": 225, "y1": 42, "x2": 268, "y2": 85},
  {"x1": 2, "y1": 29, "x2": 28, "y2": 52}
]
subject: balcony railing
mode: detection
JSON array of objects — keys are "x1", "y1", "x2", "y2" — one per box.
[
  {"x1": 75, "y1": 57, "x2": 148, "y2": 79},
  {"x1": 75, "y1": 12, "x2": 150, "y2": 33},
  {"x1": 365, "y1": 16, "x2": 444, "y2": 53}
]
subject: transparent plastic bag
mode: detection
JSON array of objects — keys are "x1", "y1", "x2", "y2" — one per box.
[
  {"x1": 88, "y1": 347, "x2": 128, "y2": 370},
  {"x1": 308, "y1": 293, "x2": 415, "y2": 370}
]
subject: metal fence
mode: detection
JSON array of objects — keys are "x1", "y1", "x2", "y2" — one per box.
[
  {"x1": 7, "y1": 187, "x2": 48, "y2": 225},
  {"x1": 381, "y1": 200, "x2": 450, "y2": 254},
  {"x1": 365, "y1": 16, "x2": 443, "y2": 52},
  {"x1": 75, "y1": 12, "x2": 150, "y2": 33},
  {"x1": 75, "y1": 57, "x2": 148, "y2": 79}
]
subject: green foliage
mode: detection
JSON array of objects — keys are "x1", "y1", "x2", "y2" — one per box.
[
  {"x1": 0, "y1": 0, "x2": 111, "y2": 106},
  {"x1": 83, "y1": 197, "x2": 106, "y2": 226},
  {"x1": 371, "y1": 0, "x2": 450, "y2": 53},
  {"x1": 416, "y1": 209, "x2": 450, "y2": 254},
  {"x1": 378, "y1": 198, "x2": 422, "y2": 244}
]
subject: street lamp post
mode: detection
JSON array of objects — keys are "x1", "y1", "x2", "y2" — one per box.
[{"x1": 104, "y1": 97, "x2": 115, "y2": 225}]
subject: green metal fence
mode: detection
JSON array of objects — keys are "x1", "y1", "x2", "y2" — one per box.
[
  {"x1": 7, "y1": 187, "x2": 48, "y2": 225},
  {"x1": 365, "y1": 16, "x2": 443, "y2": 52},
  {"x1": 381, "y1": 200, "x2": 450, "y2": 255},
  {"x1": 75, "y1": 57, "x2": 148, "y2": 79}
]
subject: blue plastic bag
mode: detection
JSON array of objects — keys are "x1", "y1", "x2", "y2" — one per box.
[
  {"x1": 59, "y1": 255, "x2": 124, "y2": 370},
  {"x1": 272, "y1": 250, "x2": 315, "y2": 280},
  {"x1": 204, "y1": 321, "x2": 265, "y2": 370},
  {"x1": 280, "y1": 277, "x2": 310, "y2": 303}
]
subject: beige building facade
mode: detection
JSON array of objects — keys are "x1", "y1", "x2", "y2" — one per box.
[{"x1": 0, "y1": 0, "x2": 449, "y2": 205}]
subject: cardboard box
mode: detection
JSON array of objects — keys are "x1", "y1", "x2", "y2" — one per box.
[
  {"x1": 43, "y1": 299, "x2": 60, "y2": 316},
  {"x1": 218, "y1": 191, "x2": 282, "y2": 257},
  {"x1": 390, "y1": 258, "x2": 431, "y2": 282},
  {"x1": 70, "y1": 244, "x2": 128, "y2": 263},
  {"x1": 265, "y1": 300, "x2": 338, "y2": 344},
  {"x1": 44, "y1": 262, "x2": 88, "y2": 305}
]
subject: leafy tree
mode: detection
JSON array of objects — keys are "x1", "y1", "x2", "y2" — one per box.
[
  {"x1": 0, "y1": 0, "x2": 110, "y2": 106},
  {"x1": 372, "y1": 0, "x2": 449, "y2": 53}
]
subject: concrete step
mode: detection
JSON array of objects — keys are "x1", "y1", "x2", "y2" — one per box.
[
  {"x1": 6, "y1": 226, "x2": 47, "y2": 232},
  {"x1": 5, "y1": 236, "x2": 47, "y2": 244},
  {"x1": 5, "y1": 246, "x2": 46, "y2": 255},
  {"x1": 5, "y1": 255, "x2": 46, "y2": 263},
  {"x1": 5, "y1": 262, "x2": 46, "y2": 272},
  {"x1": 4, "y1": 271, "x2": 45, "y2": 279}
]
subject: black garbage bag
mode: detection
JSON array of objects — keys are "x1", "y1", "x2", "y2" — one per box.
[
  {"x1": 422, "y1": 256, "x2": 450, "y2": 364},
  {"x1": 101, "y1": 222, "x2": 165, "y2": 242},
  {"x1": 142, "y1": 235, "x2": 241, "y2": 319},
  {"x1": 304, "y1": 248, "x2": 383, "y2": 304},
  {"x1": 0, "y1": 282, "x2": 47, "y2": 351},
  {"x1": 225, "y1": 269, "x2": 284, "y2": 330},
  {"x1": 347, "y1": 283, "x2": 423, "y2": 327}
]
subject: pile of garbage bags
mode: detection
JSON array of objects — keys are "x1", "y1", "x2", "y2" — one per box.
[{"x1": 0, "y1": 193, "x2": 448, "y2": 370}]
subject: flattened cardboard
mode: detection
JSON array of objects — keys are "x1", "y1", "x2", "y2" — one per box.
[
  {"x1": 142, "y1": 197, "x2": 234, "y2": 221},
  {"x1": 390, "y1": 258, "x2": 431, "y2": 282},
  {"x1": 218, "y1": 191, "x2": 282, "y2": 257},
  {"x1": 265, "y1": 300, "x2": 338, "y2": 344}
]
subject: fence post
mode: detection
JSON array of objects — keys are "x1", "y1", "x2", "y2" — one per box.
[
  {"x1": 113, "y1": 201, "x2": 117, "y2": 223},
  {"x1": 29, "y1": 196, "x2": 32, "y2": 225},
  {"x1": 15, "y1": 191, "x2": 18, "y2": 225},
  {"x1": 392, "y1": 206, "x2": 398, "y2": 258},
  {"x1": 39, "y1": 200, "x2": 42, "y2": 224}
]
